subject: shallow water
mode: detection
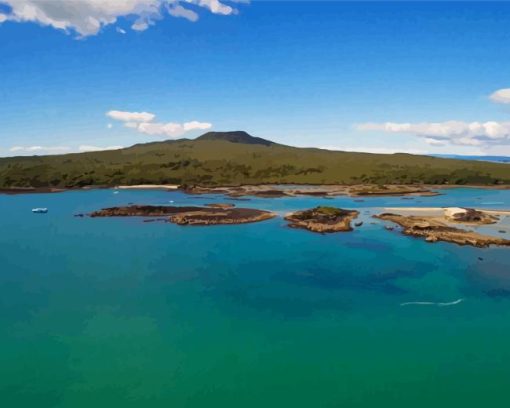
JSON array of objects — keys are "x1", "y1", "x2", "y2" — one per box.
[{"x1": 1, "y1": 187, "x2": 510, "y2": 407}]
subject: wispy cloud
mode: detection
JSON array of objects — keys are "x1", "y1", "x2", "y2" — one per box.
[
  {"x1": 0, "y1": 0, "x2": 245, "y2": 37},
  {"x1": 3, "y1": 144, "x2": 125, "y2": 156},
  {"x1": 490, "y1": 88, "x2": 510, "y2": 105},
  {"x1": 78, "y1": 145, "x2": 124, "y2": 152},
  {"x1": 320, "y1": 145, "x2": 427, "y2": 155},
  {"x1": 9, "y1": 145, "x2": 71, "y2": 154},
  {"x1": 107, "y1": 109, "x2": 212, "y2": 138},
  {"x1": 106, "y1": 110, "x2": 155, "y2": 122},
  {"x1": 353, "y1": 87, "x2": 510, "y2": 152},
  {"x1": 167, "y1": 4, "x2": 199, "y2": 22},
  {"x1": 355, "y1": 121, "x2": 510, "y2": 149}
]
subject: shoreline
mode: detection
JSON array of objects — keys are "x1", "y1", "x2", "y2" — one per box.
[
  {"x1": 1, "y1": 183, "x2": 510, "y2": 196},
  {"x1": 114, "y1": 184, "x2": 179, "y2": 191},
  {"x1": 383, "y1": 207, "x2": 510, "y2": 216}
]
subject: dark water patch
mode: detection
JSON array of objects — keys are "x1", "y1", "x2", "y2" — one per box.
[
  {"x1": 275, "y1": 265, "x2": 412, "y2": 296},
  {"x1": 217, "y1": 285, "x2": 352, "y2": 318},
  {"x1": 342, "y1": 238, "x2": 393, "y2": 252},
  {"x1": 486, "y1": 288, "x2": 510, "y2": 298}
]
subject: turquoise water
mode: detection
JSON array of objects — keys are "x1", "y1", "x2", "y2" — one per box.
[{"x1": 1, "y1": 187, "x2": 510, "y2": 407}]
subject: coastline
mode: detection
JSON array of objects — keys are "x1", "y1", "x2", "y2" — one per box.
[
  {"x1": 1, "y1": 183, "x2": 509, "y2": 196},
  {"x1": 383, "y1": 207, "x2": 510, "y2": 217},
  {"x1": 114, "y1": 184, "x2": 179, "y2": 190}
]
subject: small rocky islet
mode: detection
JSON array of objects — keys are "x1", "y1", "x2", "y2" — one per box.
[
  {"x1": 284, "y1": 206, "x2": 360, "y2": 233},
  {"x1": 375, "y1": 209, "x2": 510, "y2": 248},
  {"x1": 89, "y1": 204, "x2": 275, "y2": 226},
  {"x1": 89, "y1": 204, "x2": 361, "y2": 232},
  {"x1": 87, "y1": 200, "x2": 510, "y2": 248}
]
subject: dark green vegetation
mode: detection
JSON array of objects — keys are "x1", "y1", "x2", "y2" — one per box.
[
  {"x1": 1, "y1": 131, "x2": 510, "y2": 188},
  {"x1": 285, "y1": 206, "x2": 360, "y2": 233},
  {"x1": 295, "y1": 206, "x2": 351, "y2": 219}
]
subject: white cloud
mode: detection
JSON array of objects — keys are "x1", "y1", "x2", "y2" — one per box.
[
  {"x1": 116, "y1": 26, "x2": 126, "y2": 34},
  {"x1": 106, "y1": 110, "x2": 155, "y2": 122},
  {"x1": 107, "y1": 123, "x2": 113, "y2": 129},
  {"x1": 424, "y1": 137, "x2": 447, "y2": 146},
  {"x1": 0, "y1": 0, "x2": 242, "y2": 37},
  {"x1": 134, "y1": 120, "x2": 212, "y2": 137},
  {"x1": 9, "y1": 145, "x2": 71, "y2": 154},
  {"x1": 189, "y1": 0, "x2": 234, "y2": 16},
  {"x1": 107, "y1": 109, "x2": 212, "y2": 138},
  {"x1": 131, "y1": 19, "x2": 151, "y2": 31},
  {"x1": 167, "y1": 4, "x2": 199, "y2": 22},
  {"x1": 355, "y1": 121, "x2": 510, "y2": 149},
  {"x1": 490, "y1": 88, "x2": 510, "y2": 105},
  {"x1": 183, "y1": 120, "x2": 213, "y2": 131},
  {"x1": 79, "y1": 145, "x2": 123, "y2": 152}
]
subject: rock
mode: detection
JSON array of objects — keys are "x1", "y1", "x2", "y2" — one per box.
[
  {"x1": 205, "y1": 203, "x2": 235, "y2": 209},
  {"x1": 284, "y1": 206, "x2": 359, "y2": 233},
  {"x1": 89, "y1": 205, "x2": 276, "y2": 226},
  {"x1": 375, "y1": 213, "x2": 510, "y2": 248},
  {"x1": 447, "y1": 208, "x2": 498, "y2": 225},
  {"x1": 348, "y1": 185, "x2": 439, "y2": 197}
]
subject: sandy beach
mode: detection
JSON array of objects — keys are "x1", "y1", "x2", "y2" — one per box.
[
  {"x1": 115, "y1": 185, "x2": 179, "y2": 191},
  {"x1": 383, "y1": 207, "x2": 510, "y2": 217}
]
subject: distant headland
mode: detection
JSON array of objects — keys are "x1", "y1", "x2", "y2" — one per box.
[{"x1": 1, "y1": 131, "x2": 510, "y2": 190}]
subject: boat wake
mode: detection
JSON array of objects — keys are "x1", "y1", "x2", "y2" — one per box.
[{"x1": 400, "y1": 298, "x2": 464, "y2": 307}]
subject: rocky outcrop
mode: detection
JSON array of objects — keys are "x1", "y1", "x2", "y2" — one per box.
[
  {"x1": 90, "y1": 205, "x2": 201, "y2": 217},
  {"x1": 89, "y1": 205, "x2": 275, "y2": 226},
  {"x1": 284, "y1": 206, "x2": 359, "y2": 233},
  {"x1": 375, "y1": 213, "x2": 510, "y2": 248},
  {"x1": 205, "y1": 203, "x2": 236, "y2": 209},
  {"x1": 446, "y1": 208, "x2": 498, "y2": 225},
  {"x1": 182, "y1": 184, "x2": 439, "y2": 198},
  {"x1": 169, "y1": 208, "x2": 275, "y2": 225},
  {"x1": 347, "y1": 185, "x2": 439, "y2": 197}
]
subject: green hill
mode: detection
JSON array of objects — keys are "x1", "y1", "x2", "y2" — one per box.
[{"x1": 1, "y1": 131, "x2": 509, "y2": 188}]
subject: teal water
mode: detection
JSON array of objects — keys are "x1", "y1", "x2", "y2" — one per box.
[{"x1": 1, "y1": 188, "x2": 510, "y2": 407}]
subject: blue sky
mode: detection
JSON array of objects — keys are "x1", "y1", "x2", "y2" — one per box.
[{"x1": 1, "y1": 1, "x2": 510, "y2": 156}]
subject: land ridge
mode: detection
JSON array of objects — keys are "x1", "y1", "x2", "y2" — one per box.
[{"x1": 2, "y1": 131, "x2": 510, "y2": 188}]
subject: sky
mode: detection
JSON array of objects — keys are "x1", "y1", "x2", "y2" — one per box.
[{"x1": 1, "y1": 1, "x2": 510, "y2": 157}]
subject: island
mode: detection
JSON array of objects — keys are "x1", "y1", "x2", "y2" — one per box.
[
  {"x1": 89, "y1": 205, "x2": 276, "y2": 226},
  {"x1": 375, "y1": 207, "x2": 510, "y2": 248},
  {"x1": 284, "y1": 206, "x2": 360, "y2": 233}
]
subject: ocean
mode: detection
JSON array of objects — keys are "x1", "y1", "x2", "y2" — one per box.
[{"x1": 1, "y1": 187, "x2": 510, "y2": 407}]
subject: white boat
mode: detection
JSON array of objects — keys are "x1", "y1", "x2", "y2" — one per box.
[{"x1": 32, "y1": 208, "x2": 48, "y2": 214}]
